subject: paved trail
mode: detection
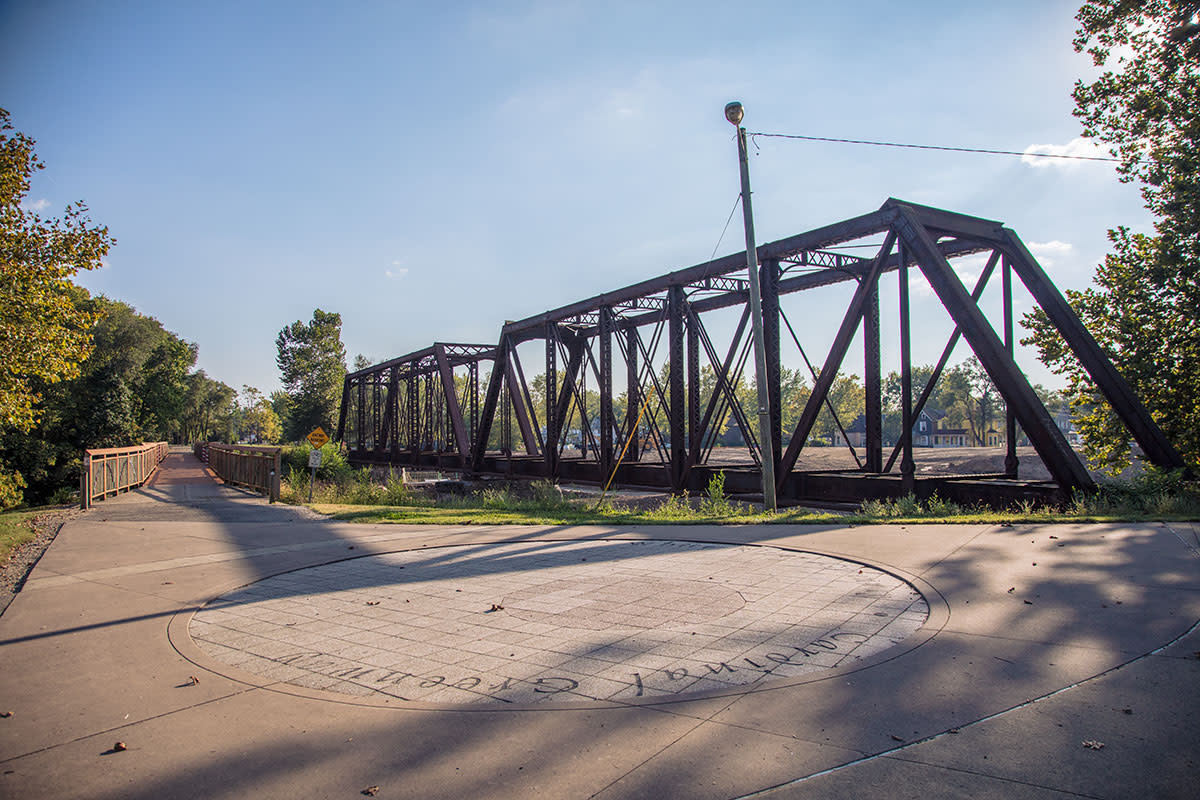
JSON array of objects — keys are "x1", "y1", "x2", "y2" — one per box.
[{"x1": 1, "y1": 450, "x2": 1197, "y2": 799}]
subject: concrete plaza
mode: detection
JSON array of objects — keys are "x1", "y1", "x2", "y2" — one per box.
[{"x1": 0, "y1": 451, "x2": 1197, "y2": 798}]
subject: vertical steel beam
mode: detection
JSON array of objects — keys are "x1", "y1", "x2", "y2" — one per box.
[
  {"x1": 893, "y1": 205, "x2": 1093, "y2": 492},
  {"x1": 668, "y1": 285, "x2": 687, "y2": 489},
  {"x1": 863, "y1": 267, "x2": 883, "y2": 473},
  {"x1": 545, "y1": 323, "x2": 558, "y2": 475},
  {"x1": 1003, "y1": 256, "x2": 1019, "y2": 477},
  {"x1": 471, "y1": 339, "x2": 508, "y2": 471},
  {"x1": 599, "y1": 306, "x2": 614, "y2": 474},
  {"x1": 407, "y1": 373, "x2": 419, "y2": 460},
  {"x1": 356, "y1": 380, "x2": 366, "y2": 451},
  {"x1": 777, "y1": 230, "x2": 897, "y2": 485},
  {"x1": 336, "y1": 377, "x2": 351, "y2": 443},
  {"x1": 551, "y1": 335, "x2": 587, "y2": 473},
  {"x1": 761, "y1": 259, "x2": 782, "y2": 472},
  {"x1": 1000, "y1": 229, "x2": 1185, "y2": 470},
  {"x1": 687, "y1": 307, "x2": 701, "y2": 475},
  {"x1": 884, "y1": 250, "x2": 1000, "y2": 473},
  {"x1": 625, "y1": 326, "x2": 641, "y2": 462},
  {"x1": 898, "y1": 240, "x2": 915, "y2": 492}
]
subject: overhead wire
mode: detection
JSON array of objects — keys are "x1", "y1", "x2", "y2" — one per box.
[{"x1": 747, "y1": 131, "x2": 1121, "y2": 162}]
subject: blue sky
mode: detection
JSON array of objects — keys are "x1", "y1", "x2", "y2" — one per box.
[{"x1": 1, "y1": 0, "x2": 1149, "y2": 396}]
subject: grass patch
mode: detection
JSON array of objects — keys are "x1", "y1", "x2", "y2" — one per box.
[
  {"x1": 0, "y1": 510, "x2": 40, "y2": 563},
  {"x1": 290, "y1": 467, "x2": 1200, "y2": 526}
]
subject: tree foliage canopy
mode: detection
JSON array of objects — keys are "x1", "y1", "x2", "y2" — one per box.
[
  {"x1": 0, "y1": 108, "x2": 112, "y2": 432},
  {"x1": 1024, "y1": 0, "x2": 1200, "y2": 472},
  {"x1": 276, "y1": 309, "x2": 346, "y2": 440}
]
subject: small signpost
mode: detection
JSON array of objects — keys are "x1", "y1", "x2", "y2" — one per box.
[{"x1": 306, "y1": 427, "x2": 329, "y2": 502}]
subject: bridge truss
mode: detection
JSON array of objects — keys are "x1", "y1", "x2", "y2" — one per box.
[{"x1": 337, "y1": 199, "x2": 1183, "y2": 506}]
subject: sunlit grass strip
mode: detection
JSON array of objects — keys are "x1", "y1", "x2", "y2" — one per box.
[{"x1": 0, "y1": 511, "x2": 39, "y2": 563}]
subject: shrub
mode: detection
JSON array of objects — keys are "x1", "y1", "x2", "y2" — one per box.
[{"x1": 700, "y1": 471, "x2": 734, "y2": 516}]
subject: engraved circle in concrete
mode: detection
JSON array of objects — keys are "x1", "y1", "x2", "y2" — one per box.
[{"x1": 189, "y1": 540, "x2": 928, "y2": 706}]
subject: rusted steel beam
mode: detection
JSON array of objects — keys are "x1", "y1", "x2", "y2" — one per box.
[
  {"x1": 777, "y1": 230, "x2": 898, "y2": 486},
  {"x1": 470, "y1": 336, "x2": 508, "y2": 471},
  {"x1": 668, "y1": 285, "x2": 687, "y2": 489},
  {"x1": 504, "y1": 355, "x2": 538, "y2": 456},
  {"x1": 884, "y1": 249, "x2": 1000, "y2": 473},
  {"x1": 892, "y1": 204, "x2": 1094, "y2": 493},
  {"x1": 435, "y1": 343, "x2": 471, "y2": 462},
  {"x1": 599, "y1": 306, "x2": 614, "y2": 474},
  {"x1": 1000, "y1": 229, "x2": 1186, "y2": 471},
  {"x1": 863, "y1": 266, "x2": 883, "y2": 473},
  {"x1": 762, "y1": 259, "x2": 782, "y2": 473},
  {"x1": 624, "y1": 326, "x2": 641, "y2": 462}
]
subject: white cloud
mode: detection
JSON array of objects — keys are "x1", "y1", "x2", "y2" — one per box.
[
  {"x1": 1026, "y1": 240, "x2": 1073, "y2": 267},
  {"x1": 385, "y1": 260, "x2": 409, "y2": 279},
  {"x1": 1021, "y1": 137, "x2": 1111, "y2": 168},
  {"x1": 22, "y1": 197, "x2": 50, "y2": 212}
]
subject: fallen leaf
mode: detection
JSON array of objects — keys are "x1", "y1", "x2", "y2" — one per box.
[
  {"x1": 1007, "y1": 587, "x2": 1015, "y2": 593},
  {"x1": 362, "y1": 786, "x2": 380, "y2": 797},
  {"x1": 486, "y1": 604, "x2": 504, "y2": 612},
  {"x1": 0, "y1": 711, "x2": 11, "y2": 718},
  {"x1": 1024, "y1": 600, "x2": 1033, "y2": 605},
  {"x1": 189, "y1": 675, "x2": 200, "y2": 686},
  {"x1": 366, "y1": 601, "x2": 380, "y2": 606},
  {"x1": 1082, "y1": 740, "x2": 1105, "y2": 750},
  {"x1": 890, "y1": 734, "x2": 904, "y2": 742},
  {"x1": 113, "y1": 741, "x2": 128, "y2": 752}
]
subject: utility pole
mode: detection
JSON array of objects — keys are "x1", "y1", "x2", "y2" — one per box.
[{"x1": 725, "y1": 101, "x2": 777, "y2": 512}]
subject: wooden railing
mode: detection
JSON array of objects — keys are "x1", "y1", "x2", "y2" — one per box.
[
  {"x1": 197, "y1": 443, "x2": 281, "y2": 503},
  {"x1": 80, "y1": 442, "x2": 169, "y2": 509}
]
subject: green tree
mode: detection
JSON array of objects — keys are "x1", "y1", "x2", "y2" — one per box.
[
  {"x1": 179, "y1": 371, "x2": 236, "y2": 443},
  {"x1": 1024, "y1": 1, "x2": 1200, "y2": 471},
  {"x1": 276, "y1": 309, "x2": 347, "y2": 440},
  {"x1": 0, "y1": 109, "x2": 112, "y2": 434},
  {"x1": 237, "y1": 386, "x2": 282, "y2": 444}
]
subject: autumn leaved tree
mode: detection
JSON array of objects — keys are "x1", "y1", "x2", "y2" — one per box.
[
  {"x1": 0, "y1": 108, "x2": 113, "y2": 505},
  {"x1": 1023, "y1": 1, "x2": 1200, "y2": 472}
]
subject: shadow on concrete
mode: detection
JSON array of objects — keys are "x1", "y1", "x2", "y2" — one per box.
[{"x1": 15, "y1": 449, "x2": 1200, "y2": 798}]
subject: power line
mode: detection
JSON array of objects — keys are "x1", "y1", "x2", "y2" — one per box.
[
  {"x1": 748, "y1": 131, "x2": 1120, "y2": 162},
  {"x1": 709, "y1": 193, "x2": 742, "y2": 261}
]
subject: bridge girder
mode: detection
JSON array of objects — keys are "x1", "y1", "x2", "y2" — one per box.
[{"x1": 337, "y1": 198, "x2": 1185, "y2": 507}]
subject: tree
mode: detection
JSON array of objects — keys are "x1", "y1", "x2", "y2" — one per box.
[
  {"x1": 0, "y1": 108, "x2": 112, "y2": 433},
  {"x1": 1023, "y1": 1, "x2": 1200, "y2": 472},
  {"x1": 276, "y1": 309, "x2": 346, "y2": 440},
  {"x1": 237, "y1": 386, "x2": 282, "y2": 444},
  {"x1": 0, "y1": 295, "x2": 207, "y2": 504},
  {"x1": 179, "y1": 371, "x2": 235, "y2": 443}
]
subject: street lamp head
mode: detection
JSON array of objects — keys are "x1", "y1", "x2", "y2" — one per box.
[{"x1": 724, "y1": 101, "x2": 744, "y2": 126}]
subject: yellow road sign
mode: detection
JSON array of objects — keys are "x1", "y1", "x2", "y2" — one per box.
[{"x1": 306, "y1": 427, "x2": 330, "y2": 449}]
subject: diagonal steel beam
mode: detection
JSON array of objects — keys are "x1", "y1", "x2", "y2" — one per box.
[
  {"x1": 883, "y1": 249, "x2": 1001, "y2": 473},
  {"x1": 892, "y1": 204, "x2": 1094, "y2": 492},
  {"x1": 999, "y1": 229, "x2": 1186, "y2": 471},
  {"x1": 777, "y1": 230, "x2": 898, "y2": 486}
]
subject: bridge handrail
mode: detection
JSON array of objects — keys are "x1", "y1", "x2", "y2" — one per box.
[
  {"x1": 199, "y1": 443, "x2": 281, "y2": 503},
  {"x1": 80, "y1": 442, "x2": 170, "y2": 509}
]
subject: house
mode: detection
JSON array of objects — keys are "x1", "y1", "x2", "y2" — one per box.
[
  {"x1": 841, "y1": 414, "x2": 867, "y2": 448},
  {"x1": 1052, "y1": 409, "x2": 1080, "y2": 445},
  {"x1": 916, "y1": 408, "x2": 971, "y2": 448},
  {"x1": 913, "y1": 408, "x2": 943, "y2": 447}
]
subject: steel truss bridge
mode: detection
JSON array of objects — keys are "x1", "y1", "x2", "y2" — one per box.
[{"x1": 336, "y1": 199, "x2": 1184, "y2": 506}]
